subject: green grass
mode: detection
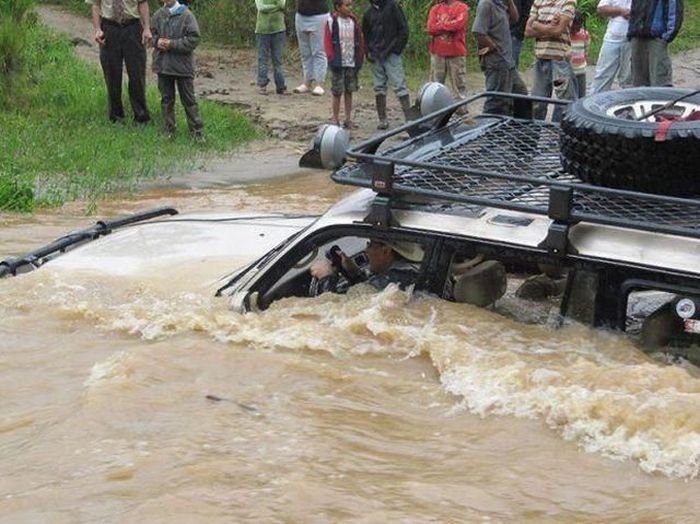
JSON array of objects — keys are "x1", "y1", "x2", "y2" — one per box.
[{"x1": 0, "y1": 20, "x2": 259, "y2": 212}]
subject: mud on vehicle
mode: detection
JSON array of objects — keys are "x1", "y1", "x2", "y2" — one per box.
[{"x1": 2, "y1": 87, "x2": 700, "y2": 366}]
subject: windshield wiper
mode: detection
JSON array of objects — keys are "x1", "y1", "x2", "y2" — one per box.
[{"x1": 0, "y1": 207, "x2": 178, "y2": 278}]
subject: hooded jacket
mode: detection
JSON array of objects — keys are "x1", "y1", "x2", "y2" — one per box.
[
  {"x1": 361, "y1": 0, "x2": 409, "y2": 60},
  {"x1": 324, "y1": 11, "x2": 364, "y2": 70},
  {"x1": 151, "y1": 3, "x2": 200, "y2": 78},
  {"x1": 627, "y1": 0, "x2": 683, "y2": 42}
]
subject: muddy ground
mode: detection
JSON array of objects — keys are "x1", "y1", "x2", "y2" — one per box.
[{"x1": 39, "y1": 5, "x2": 700, "y2": 161}]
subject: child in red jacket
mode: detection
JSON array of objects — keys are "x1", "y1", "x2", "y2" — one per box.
[
  {"x1": 324, "y1": 0, "x2": 364, "y2": 128},
  {"x1": 427, "y1": 0, "x2": 470, "y2": 101}
]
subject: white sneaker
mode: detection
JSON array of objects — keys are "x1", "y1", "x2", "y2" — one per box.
[
  {"x1": 311, "y1": 85, "x2": 325, "y2": 96},
  {"x1": 293, "y1": 84, "x2": 309, "y2": 94}
]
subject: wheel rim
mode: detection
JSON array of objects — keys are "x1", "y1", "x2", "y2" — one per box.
[{"x1": 605, "y1": 99, "x2": 700, "y2": 122}]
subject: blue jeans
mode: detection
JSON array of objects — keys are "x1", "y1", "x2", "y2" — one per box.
[
  {"x1": 531, "y1": 58, "x2": 577, "y2": 121},
  {"x1": 295, "y1": 13, "x2": 328, "y2": 84},
  {"x1": 256, "y1": 31, "x2": 286, "y2": 91},
  {"x1": 370, "y1": 53, "x2": 409, "y2": 98},
  {"x1": 590, "y1": 39, "x2": 632, "y2": 94},
  {"x1": 511, "y1": 36, "x2": 524, "y2": 69}
]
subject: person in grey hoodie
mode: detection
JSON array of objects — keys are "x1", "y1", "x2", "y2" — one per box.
[{"x1": 151, "y1": 0, "x2": 204, "y2": 140}]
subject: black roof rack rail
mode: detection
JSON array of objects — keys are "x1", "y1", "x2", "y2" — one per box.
[{"x1": 331, "y1": 107, "x2": 700, "y2": 240}]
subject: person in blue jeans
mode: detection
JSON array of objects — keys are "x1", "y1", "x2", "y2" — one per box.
[
  {"x1": 525, "y1": 0, "x2": 578, "y2": 120},
  {"x1": 255, "y1": 0, "x2": 287, "y2": 95}
]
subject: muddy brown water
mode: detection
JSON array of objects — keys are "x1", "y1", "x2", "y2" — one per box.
[{"x1": 1, "y1": 151, "x2": 699, "y2": 523}]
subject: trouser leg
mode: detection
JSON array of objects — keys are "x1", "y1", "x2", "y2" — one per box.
[
  {"x1": 176, "y1": 76, "x2": 204, "y2": 135},
  {"x1": 271, "y1": 31, "x2": 286, "y2": 91},
  {"x1": 158, "y1": 74, "x2": 176, "y2": 134},
  {"x1": 647, "y1": 38, "x2": 672, "y2": 87},
  {"x1": 531, "y1": 59, "x2": 552, "y2": 120},
  {"x1": 123, "y1": 23, "x2": 149, "y2": 123},
  {"x1": 384, "y1": 53, "x2": 409, "y2": 99},
  {"x1": 256, "y1": 33, "x2": 270, "y2": 87},
  {"x1": 430, "y1": 54, "x2": 447, "y2": 84},
  {"x1": 99, "y1": 24, "x2": 125, "y2": 122},
  {"x1": 482, "y1": 64, "x2": 512, "y2": 115},
  {"x1": 446, "y1": 56, "x2": 467, "y2": 100},
  {"x1": 630, "y1": 38, "x2": 650, "y2": 87}
]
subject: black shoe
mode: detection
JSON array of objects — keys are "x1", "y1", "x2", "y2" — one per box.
[{"x1": 276, "y1": 86, "x2": 289, "y2": 95}]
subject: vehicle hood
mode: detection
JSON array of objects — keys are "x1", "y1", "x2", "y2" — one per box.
[{"x1": 44, "y1": 212, "x2": 315, "y2": 290}]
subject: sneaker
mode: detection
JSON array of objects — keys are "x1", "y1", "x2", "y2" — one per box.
[
  {"x1": 293, "y1": 84, "x2": 309, "y2": 94},
  {"x1": 311, "y1": 85, "x2": 325, "y2": 96},
  {"x1": 276, "y1": 86, "x2": 289, "y2": 95},
  {"x1": 258, "y1": 85, "x2": 268, "y2": 95},
  {"x1": 377, "y1": 119, "x2": 389, "y2": 130}
]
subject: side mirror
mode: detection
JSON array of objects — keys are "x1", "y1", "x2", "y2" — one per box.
[
  {"x1": 229, "y1": 290, "x2": 258, "y2": 313},
  {"x1": 299, "y1": 124, "x2": 350, "y2": 170}
]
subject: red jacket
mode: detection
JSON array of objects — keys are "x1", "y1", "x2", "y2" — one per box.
[
  {"x1": 324, "y1": 11, "x2": 364, "y2": 70},
  {"x1": 427, "y1": 0, "x2": 469, "y2": 57}
]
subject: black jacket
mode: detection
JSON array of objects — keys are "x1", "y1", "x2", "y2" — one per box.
[
  {"x1": 361, "y1": 0, "x2": 409, "y2": 60},
  {"x1": 627, "y1": 0, "x2": 683, "y2": 42}
]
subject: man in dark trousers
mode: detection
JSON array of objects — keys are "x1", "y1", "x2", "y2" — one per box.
[
  {"x1": 362, "y1": 0, "x2": 412, "y2": 130},
  {"x1": 89, "y1": 0, "x2": 152, "y2": 124},
  {"x1": 627, "y1": 0, "x2": 683, "y2": 86}
]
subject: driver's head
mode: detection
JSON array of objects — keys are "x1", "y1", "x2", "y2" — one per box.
[{"x1": 365, "y1": 239, "x2": 395, "y2": 274}]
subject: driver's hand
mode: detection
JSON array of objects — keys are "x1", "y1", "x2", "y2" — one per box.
[
  {"x1": 310, "y1": 259, "x2": 336, "y2": 279},
  {"x1": 340, "y1": 253, "x2": 360, "y2": 275}
]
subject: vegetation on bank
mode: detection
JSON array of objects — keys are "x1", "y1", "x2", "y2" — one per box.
[{"x1": 0, "y1": 1, "x2": 258, "y2": 212}]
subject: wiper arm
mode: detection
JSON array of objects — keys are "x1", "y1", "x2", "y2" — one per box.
[{"x1": 0, "y1": 206, "x2": 178, "y2": 278}]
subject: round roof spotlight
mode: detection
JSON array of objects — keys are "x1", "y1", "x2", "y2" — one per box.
[
  {"x1": 416, "y1": 82, "x2": 453, "y2": 117},
  {"x1": 317, "y1": 124, "x2": 349, "y2": 170},
  {"x1": 675, "y1": 298, "x2": 696, "y2": 319}
]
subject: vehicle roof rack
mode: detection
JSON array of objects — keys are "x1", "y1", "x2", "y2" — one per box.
[{"x1": 331, "y1": 97, "x2": 700, "y2": 241}]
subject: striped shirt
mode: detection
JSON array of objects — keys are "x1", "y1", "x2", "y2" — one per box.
[{"x1": 530, "y1": 0, "x2": 577, "y2": 60}]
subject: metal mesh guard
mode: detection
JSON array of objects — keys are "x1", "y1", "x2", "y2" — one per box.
[{"x1": 334, "y1": 118, "x2": 700, "y2": 239}]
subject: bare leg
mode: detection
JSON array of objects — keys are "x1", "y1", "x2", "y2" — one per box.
[
  {"x1": 331, "y1": 94, "x2": 341, "y2": 124},
  {"x1": 344, "y1": 93, "x2": 353, "y2": 124}
]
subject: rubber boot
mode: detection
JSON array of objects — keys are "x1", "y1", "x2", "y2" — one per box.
[
  {"x1": 399, "y1": 94, "x2": 413, "y2": 121},
  {"x1": 375, "y1": 94, "x2": 388, "y2": 130}
]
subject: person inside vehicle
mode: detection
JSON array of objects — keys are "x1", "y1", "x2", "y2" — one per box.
[{"x1": 308, "y1": 238, "x2": 422, "y2": 295}]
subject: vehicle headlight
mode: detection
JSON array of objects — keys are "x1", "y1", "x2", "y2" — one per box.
[{"x1": 675, "y1": 298, "x2": 696, "y2": 319}]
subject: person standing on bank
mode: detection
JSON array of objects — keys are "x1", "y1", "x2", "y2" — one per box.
[
  {"x1": 294, "y1": 0, "x2": 330, "y2": 96},
  {"x1": 151, "y1": 0, "x2": 204, "y2": 141},
  {"x1": 362, "y1": 0, "x2": 412, "y2": 130},
  {"x1": 255, "y1": 0, "x2": 288, "y2": 95},
  {"x1": 324, "y1": 0, "x2": 364, "y2": 128},
  {"x1": 627, "y1": 0, "x2": 683, "y2": 87},
  {"x1": 427, "y1": 0, "x2": 470, "y2": 104},
  {"x1": 472, "y1": 0, "x2": 525, "y2": 115},
  {"x1": 89, "y1": 0, "x2": 151, "y2": 124},
  {"x1": 524, "y1": 0, "x2": 577, "y2": 120},
  {"x1": 589, "y1": 0, "x2": 632, "y2": 93}
]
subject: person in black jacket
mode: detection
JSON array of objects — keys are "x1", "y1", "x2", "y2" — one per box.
[
  {"x1": 627, "y1": 0, "x2": 683, "y2": 86},
  {"x1": 361, "y1": 0, "x2": 412, "y2": 129},
  {"x1": 510, "y1": 0, "x2": 532, "y2": 68}
]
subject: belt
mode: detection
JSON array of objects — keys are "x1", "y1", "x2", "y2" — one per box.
[{"x1": 101, "y1": 17, "x2": 140, "y2": 27}]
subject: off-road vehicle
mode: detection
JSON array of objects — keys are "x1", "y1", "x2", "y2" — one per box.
[{"x1": 3, "y1": 86, "x2": 699, "y2": 365}]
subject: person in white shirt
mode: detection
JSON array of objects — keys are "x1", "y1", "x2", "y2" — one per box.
[{"x1": 589, "y1": 0, "x2": 632, "y2": 94}]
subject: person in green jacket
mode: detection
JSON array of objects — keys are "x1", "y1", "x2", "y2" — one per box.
[
  {"x1": 151, "y1": 0, "x2": 204, "y2": 140},
  {"x1": 256, "y1": 0, "x2": 288, "y2": 95}
]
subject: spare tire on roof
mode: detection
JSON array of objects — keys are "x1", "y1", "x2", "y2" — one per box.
[{"x1": 559, "y1": 87, "x2": 700, "y2": 196}]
